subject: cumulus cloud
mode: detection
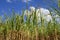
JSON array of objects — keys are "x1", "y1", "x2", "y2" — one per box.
[
  {"x1": 40, "y1": 8, "x2": 50, "y2": 16},
  {"x1": 24, "y1": 6, "x2": 60, "y2": 23},
  {"x1": 30, "y1": 7, "x2": 53, "y2": 22},
  {"x1": 30, "y1": 6, "x2": 35, "y2": 12},
  {"x1": 22, "y1": 0, "x2": 31, "y2": 3},
  {"x1": 6, "y1": 0, "x2": 12, "y2": 3},
  {"x1": 35, "y1": 8, "x2": 51, "y2": 20},
  {"x1": 24, "y1": 6, "x2": 52, "y2": 22},
  {"x1": 55, "y1": 18, "x2": 60, "y2": 24},
  {"x1": 36, "y1": 8, "x2": 50, "y2": 18},
  {"x1": 45, "y1": 15, "x2": 52, "y2": 22}
]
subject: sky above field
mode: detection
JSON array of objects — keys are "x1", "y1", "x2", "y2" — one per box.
[{"x1": 0, "y1": 0, "x2": 58, "y2": 16}]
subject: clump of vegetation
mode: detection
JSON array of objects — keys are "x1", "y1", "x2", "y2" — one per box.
[{"x1": 0, "y1": 8, "x2": 60, "y2": 40}]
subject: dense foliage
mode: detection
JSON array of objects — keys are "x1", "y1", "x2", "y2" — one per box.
[{"x1": 0, "y1": 8, "x2": 60, "y2": 40}]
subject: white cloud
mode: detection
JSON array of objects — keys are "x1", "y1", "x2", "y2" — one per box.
[
  {"x1": 40, "y1": 8, "x2": 50, "y2": 16},
  {"x1": 6, "y1": 0, "x2": 12, "y2": 3},
  {"x1": 55, "y1": 18, "x2": 60, "y2": 24},
  {"x1": 30, "y1": 6, "x2": 35, "y2": 12},
  {"x1": 36, "y1": 8, "x2": 51, "y2": 21},
  {"x1": 45, "y1": 15, "x2": 52, "y2": 22},
  {"x1": 29, "y1": 7, "x2": 52, "y2": 22},
  {"x1": 24, "y1": 6, "x2": 60, "y2": 24},
  {"x1": 22, "y1": 0, "x2": 31, "y2": 3},
  {"x1": 24, "y1": 6, "x2": 60, "y2": 23}
]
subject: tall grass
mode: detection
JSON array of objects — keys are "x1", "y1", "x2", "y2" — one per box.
[{"x1": 0, "y1": 9, "x2": 60, "y2": 40}]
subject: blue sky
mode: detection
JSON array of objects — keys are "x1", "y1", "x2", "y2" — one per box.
[{"x1": 0, "y1": 0, "x2": 58, "y2": 16}]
